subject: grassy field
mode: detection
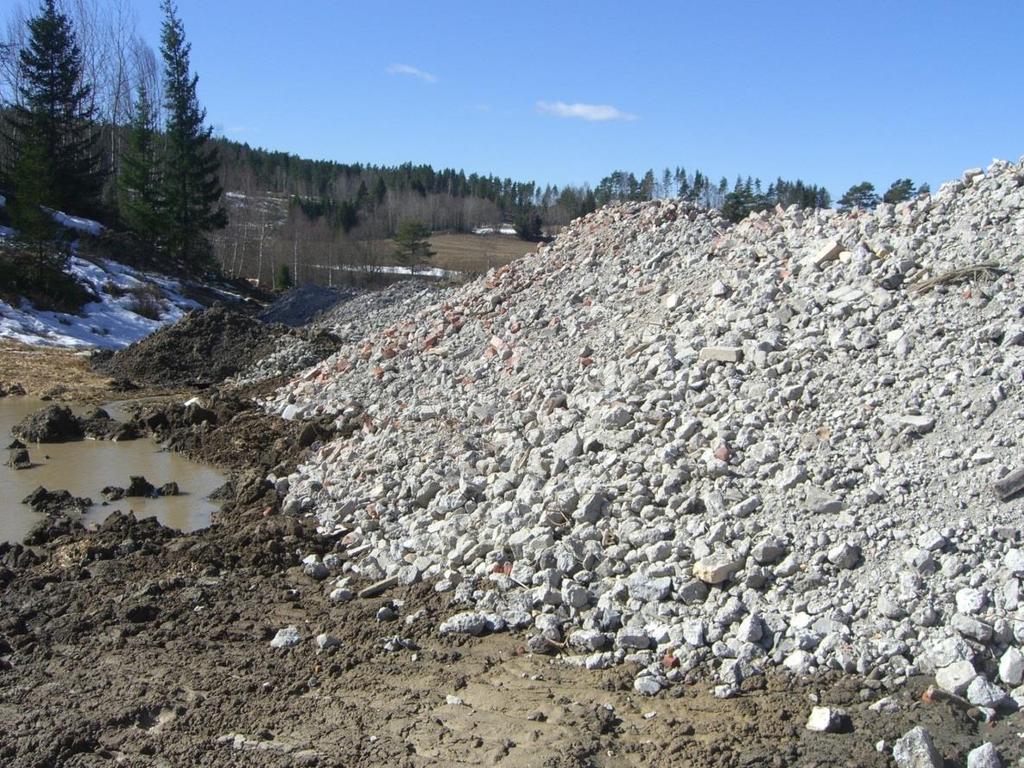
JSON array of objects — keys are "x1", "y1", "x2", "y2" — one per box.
[{"x1": 365, "y1": 233, "x2": 537, "y2": 274}]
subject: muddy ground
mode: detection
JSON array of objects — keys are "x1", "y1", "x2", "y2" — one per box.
[{"x1": 1, "y1": 350, "x2": 1020, "y2": 767}]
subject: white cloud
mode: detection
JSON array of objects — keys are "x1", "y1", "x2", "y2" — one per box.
[
  {"x1": 386, "y1": 64, "x2": 437, "y2": 83},
  {"x1": 537, "y1": 100, "x2": 637, "y2": 122}
]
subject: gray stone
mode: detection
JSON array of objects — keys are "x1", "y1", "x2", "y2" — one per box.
[
  {"x1": 693, "y1": 553, "x2": 744, "y2": 584},
  {"x1": 966, "y1": 676, "x2": 1011, "y2": 709},
  {"x1": 892, "y1": 726, "x2": 941, "y2": 768},
  {"x1": 999, "y1": 647, "x2": 1024, "y2": 687},
  {"x1": 315, "y1": 633, "x2": 341, "y2": 652},
  {"x1": 698, "y1": 346, "x2": 743, "y2": 363},
  {"x1": 967, "y1": 743, "x2": 1002, "y2": 768},
  {"x1": 438, "y1": 612, "x2": 488, "y2": 636},
  {"x1": 955, "y1": 587, "x2": 987, "y2": 615},
  {"x1": 805, "y1": 706, "x2": 848, "y2": 733},
  {"x1": 628, "y1": 575, "x2": 672, "y2": 602},
  {"x1": 827, "y1": 542, "x2": 861, "y2": 570},
  {"x1": 633, "y1": 676, "x2": 663, "y2": 696},
  {"x1": 270, "y1": 626, "x2": 301, "y2": 649},
  {"x1": 935, "y1": 660, "x2": 976, "y2": 695}
]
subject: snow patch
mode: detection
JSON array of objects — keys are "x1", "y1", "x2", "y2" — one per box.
[
  {"x1": 472, "y1": 226, "x2": 518, "y2": 236},
  {"x1": 52, "y1": 210, "x2": 104, "y2": 236},
  {"x1": 0, "y1": 256, "x2": 201, "y2": 349}
]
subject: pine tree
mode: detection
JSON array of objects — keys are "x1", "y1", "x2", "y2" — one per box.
[
  {"x1": 159, "y1": 0, "x2": 226, "y2": 270},
  {"x1": 882, "y1": 178, "x2": 916, "y2": 204},
  {"x1": 838, "y1": 182, "x2": 880, "y2": 211},
  {"x1": 118, "y1": 83, "x2": 162, "y2": 246},
  {"x1": 393, "y1": 220, "x2": 435, "y2": 271},
  {"x1": 4, "y1": 0, "x2": 103, "y2": 218},
  {"x1": 9, "y1": 124, "x2": 59, "y2": 261}
]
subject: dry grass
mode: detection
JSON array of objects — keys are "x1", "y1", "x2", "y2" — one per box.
[
  {"x1": 427, "y1": 234, "x2": 536, "y2": 273},
  {"x1": 365, "y1": 233, "x2": 536, "y2": 275},
  {"x1": 0, "y1": 340, "x2": 113, "y2": 401},
  {"x1": 126, "y1": 284, "x2": 166, "y2": 320}
]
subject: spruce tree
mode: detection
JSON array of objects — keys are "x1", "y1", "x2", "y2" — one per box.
[
  {"x1": 4, "y1": 0, "x2": 103, "y2": 218},
  {"x1": 159, "y1": 0, "x2": 226, "y2": 270},
  {"x1": 118, "y1": 83, "x2": 162, "y2": 246}
]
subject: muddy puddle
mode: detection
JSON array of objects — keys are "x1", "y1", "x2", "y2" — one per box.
[{"x1": 1, "y1": 397, "x2": 226, "y2": 543}]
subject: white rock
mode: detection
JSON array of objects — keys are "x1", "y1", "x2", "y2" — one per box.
[
  {"x1": 805, "y1": 706, "x2": 847, "y2": 733},
  {"x1": 893, "y1": 726, "x2": 941, "y2": 768},
  {"x1": 998, "y1": 647, "x2": 1024, "y2": 687},
  {"x1": 270, "y1": 626, "x2": 301, "y2": 649},
  {"x1": 966, "y1": 676, "x2": 1010, "y2": 709},
  {"x1": 935, "y1": 660, "x2": 976, "y2": 695},
  {"x1": 967, "y1": 742, "x2": 1002, "y2": 768}
]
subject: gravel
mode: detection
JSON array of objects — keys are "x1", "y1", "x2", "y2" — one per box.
[{"x1": 264, "y1": 159, "x2": 1024, "y2": 702}]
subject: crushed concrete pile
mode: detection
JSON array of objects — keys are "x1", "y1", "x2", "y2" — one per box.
[
  {"x1": 267, "y1": 159, "x2": 1024, "y2": 705},
  {"x1": 94, "y1": 305, "x2": 286, "y2": 388},
  {"x1": 232, "y1": 282, "x2": 447, "y2": 388}
]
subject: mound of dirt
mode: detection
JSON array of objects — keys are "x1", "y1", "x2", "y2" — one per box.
[{"x1": 93, "y1": 306, "x2": 286, "y2": 388}]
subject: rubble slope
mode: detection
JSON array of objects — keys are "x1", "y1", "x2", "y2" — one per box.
[{"x1": 269, "y1": 159, "x2": 1024, "y2": 701}]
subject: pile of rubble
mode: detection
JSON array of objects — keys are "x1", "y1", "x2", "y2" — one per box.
[
  {"x1": 231, "y1": 282, "x2": 447, "y2": 388},
  {"x1": 267, "y1": 160, "x2": 1024, "y2": 707}
]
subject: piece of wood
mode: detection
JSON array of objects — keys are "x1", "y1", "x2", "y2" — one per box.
[{"x1": 358, "y1": 576, "x2": 398, "y2": 599}]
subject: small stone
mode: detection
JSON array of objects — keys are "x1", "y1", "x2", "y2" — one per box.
[
  {"x1": 358, "y1": 576, "x2": 399, "y2": 599},
  {"x1": 998, "y1": 647, "x2": 1024, "y2": 686},
  {"x1": 935, "y1": 660, "x2": 976, "y2": 695},
  {"x1": 900, "y1": 414, "x2": 935, "y2": 434},
  {"x1": 698, "y1": 346, "x2": 743, "y2": 363},
  {"x1": 633, "y1": 676, "x2": 662, "y2": 696},
  {"x1": 438, "y1": 612, "x2": 487, "y2": 636},
  {"x1": 868, "y1": 697, "x2": 900, "y2": 714},
  {"x1": 270, "y1": 626, "x2": 301, "y2": 649},
  {"x1": 303, "y1": 561, "x2": 330, "y2": 581},
  {"x1": 892, "y1": 726, "x2": 941, "y2": 768},
  {"x1": 826, "y1": 542, "x2": 861, "y2": 570},
  {"x1": 966, "y1": 676, "x2": 1010, "y2": 709},
  {"x1": 967, "y1": 743, "x2": 1002, "y2": 768},
  {"x1": 955, "y1": 587, "x2": 987, "y2": 615},
  {"x1": 315, "y1": 633, "x2": 341, "y2": 652},
  {"x1": 805, "y1": 706, "x2": 849, "y2": 733},
  {"x1": 693, "y1": 553, "x2": 744, "y2": 584},
  {"x1": 810, "y1": 240, "x2": 843, "y2": 269}
]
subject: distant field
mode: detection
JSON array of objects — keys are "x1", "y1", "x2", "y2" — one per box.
[{"x1": 371, "y1": 233, "x2": 537, "y2": 274}]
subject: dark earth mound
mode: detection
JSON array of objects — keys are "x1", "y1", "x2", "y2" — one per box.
[
  {"x1": 92, "y1": 305, "x2": 287, "y2": 388},
  {"x1": 259, "y1": 284, "x2": 353, "y2": 327}
]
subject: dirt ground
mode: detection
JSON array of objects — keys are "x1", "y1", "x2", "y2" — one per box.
[{"x1": 1, "y1": 348, "x2": 1020, "y2": 767}]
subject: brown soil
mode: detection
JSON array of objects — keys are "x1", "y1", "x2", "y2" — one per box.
[{"x1": 1, "y1": 350, "x2": 1018, "y2": 767}]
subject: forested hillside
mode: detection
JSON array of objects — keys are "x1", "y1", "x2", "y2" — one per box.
[{"x1": 0, "y1": 0, "x2": 921, "y2": 293}]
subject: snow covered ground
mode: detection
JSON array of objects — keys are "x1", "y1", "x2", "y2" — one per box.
[
  {"x1": 319, "y1": 263, "x2": 459, "y2": 280},
  {"x1": 0, "y1": 255, "x2": 201, "y2": 349},
  {"x1": 472, "y1": 225, "x2": 517, "y2": 236}
]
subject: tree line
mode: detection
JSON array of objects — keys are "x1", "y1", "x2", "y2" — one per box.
[
  {"x1": 0, "y1": 0, "x2": 932, "y2": 295},
  {"x1": 0, "y1": 0, "x2": 225, "y2": 279}
]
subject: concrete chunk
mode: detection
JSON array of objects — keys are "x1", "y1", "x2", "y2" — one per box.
[{"x1": 699, "y1": 346, "x2": 743, "y2": 363}]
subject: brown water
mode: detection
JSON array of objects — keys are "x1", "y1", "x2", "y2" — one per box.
[{"x1": 1, "y1": 398, "x2": 225, "y2": 543}]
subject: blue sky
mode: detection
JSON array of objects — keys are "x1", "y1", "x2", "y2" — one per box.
[{"x1": 19, "y1": 1, "x2": 1024, "y2": 196}]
